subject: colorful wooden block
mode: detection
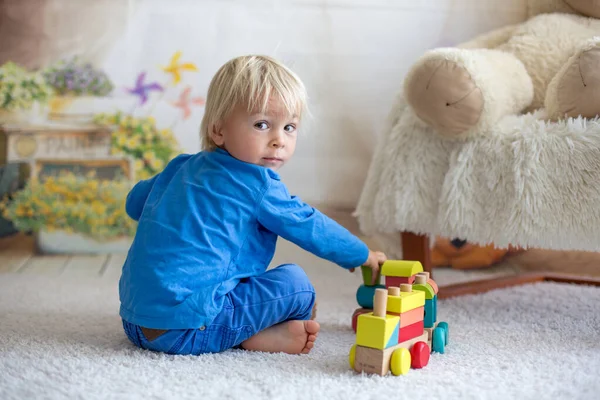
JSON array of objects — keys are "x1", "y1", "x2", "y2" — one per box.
[
  {"x1": 381, "y1": 260, "x2": 423, "y2": 277},
  {"x1": 428, "y1": 279, "x2": 439, "y2": 295},
  {"x1": 356, "y1": 313, "x2": 400, "y2": 350},
  {"x1": 387, "y1": 289, "x2": 425, "y2": 314},
  {"x1": 433, "y1": 295, "x2": 438, "y2": 325},
  {"x1": 412, "y1": 280, "x2": 435, "y2": 299},
  {"x1": 399, "y1": 320, "x2": 424, "y2": 343},
  {"x1": 423, "y1": 298, "x2": 437, "y2": 328},
  {"x1": 387, "y1": 306, "x2": 424, "y2": 326},
  {"x1": 351, "y1": 308, "x2": 371, "y2": 333},
  {"x1": 356, "y1": 284, "x2": 386, "y2": 309},
  {"x1": 353, "y1": 331, "x2": 429, "y2": 376},
  {"x1": 424, "y1": 327, "x2": 433, "y2": 341},
  {"x1": 360, "y1": 265, "x2": 381, "y2": 286},
  {"x1": 385, "y1": 276, "x2": 415, "y2": 287}
]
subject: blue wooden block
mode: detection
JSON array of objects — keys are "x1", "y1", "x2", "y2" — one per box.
[
  {"x1": 432, "y1": 326, "x2": 445, "y2": 354},
  {"x1": 356, "y1": 284, "x2": 386, "y2": 309},
  {"x1": 437, "y1": 321, "x2": 449, "y2": 345},
  {"x1": 424, "y1": 299, "x2": 435, "y2": 328}
]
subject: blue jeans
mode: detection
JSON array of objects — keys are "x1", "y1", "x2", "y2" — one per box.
[{"x1": 122, "y1": 264, "x2": 316, "y2": 355}]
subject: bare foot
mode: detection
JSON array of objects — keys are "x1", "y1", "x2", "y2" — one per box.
[
  {"x1": 311, "y1": 301, "x2": 318, "y2": 320},
  {"x1": 241, "y1": 320, "x2": 320, "y2": 355}
]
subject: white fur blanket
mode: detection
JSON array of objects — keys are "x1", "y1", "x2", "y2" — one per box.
[{"x1": 355, "y1": 94, "x2": 600, "y2": 254}]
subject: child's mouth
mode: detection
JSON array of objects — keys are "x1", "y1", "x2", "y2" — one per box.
[{"x1": 263, "y1": 157, "x2": 283, "y2": 163}]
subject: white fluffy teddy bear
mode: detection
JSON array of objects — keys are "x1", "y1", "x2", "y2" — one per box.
[{"x1": 403, "y1": 0, "x2": 600, "y2": 139}]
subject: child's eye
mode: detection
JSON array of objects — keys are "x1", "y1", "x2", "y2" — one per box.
[
  {"x1": 254, "y1": 122, "x2": 268, "y2": 130},
  {"x1": 284, "y1": 124, "x2": 296, "y2": 133}
]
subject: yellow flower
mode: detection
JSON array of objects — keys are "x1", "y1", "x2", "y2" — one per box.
[
  {"x1": 134, "y1": 159, "x2": 145, "y2": 172},
  {"x1": 143, "y1": 151, "x2": 155, "y2": 161},
  {"x1": 117, "y1": 135, "x2": 127, "y2": 147},
  {"x1": 159, "y1": 129, "x2": 172, "y2": 138},
  {"x1": 85, "y1": 170, "x2": 97, "y2": 180},
  {"x1": 91, "y1": 201, "x2": 107, "y2": 215},
  {"x1": 138, "y1": 169, "x2": 151, "y2": 180},
  {"x1": 149, "y1": 158, "x2": 164, "y2": 171},
  {"x1": 126, "y1": 136, "x2": 140, "y2": 150}
]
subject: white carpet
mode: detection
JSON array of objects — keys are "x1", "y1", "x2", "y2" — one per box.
[
  {"x1": 355, "y1": 96, "x2": 600, "y2": 253},
  {"x1": 1, "y1": 240, "x2": 599, "y2": 400}
]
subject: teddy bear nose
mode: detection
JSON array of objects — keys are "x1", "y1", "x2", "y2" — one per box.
[{"x1": 450, "y1": 238, "x2": 467, "y2": 249}]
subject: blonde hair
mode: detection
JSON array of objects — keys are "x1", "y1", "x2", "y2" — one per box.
[{"x1": 200, "y1": 55, "x2": 308, "y2": 151}]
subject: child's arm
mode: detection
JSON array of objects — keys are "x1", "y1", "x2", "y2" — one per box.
[
  {"x1": 257, "y1": 179, "x2": 374, "y2": 270},
  {"x1": 125, "y1": 174, "x2": 159, "y2": 221}
]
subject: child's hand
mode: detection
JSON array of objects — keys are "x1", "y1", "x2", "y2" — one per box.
[{"x1": 349, "y1": 250, "x2": 387, "y2": 285}]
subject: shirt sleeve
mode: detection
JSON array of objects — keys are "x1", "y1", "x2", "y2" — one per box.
[
  {"x1": 125, "y1": 174, "x2": 159, "y2": 221},
  {"x1": 257, "y1": 179, "x2": 369, "y2": 269}
]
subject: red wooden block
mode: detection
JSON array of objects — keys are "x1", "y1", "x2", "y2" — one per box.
[
  {"x1": 352, "y1": 308, "x2": 371, "y2": 333},
  {"x1": 428, "y1": 278, "x2": 439, "y2": 295},
  {"x1": 411, "y1": 341, "x2": 430, "y2": 368},
  {"x1": 399, "y1": 320, "x2": 424, "y2": 343},
  {"x1": 385, "y1": 276, "x2": 415, "y2": 287}
]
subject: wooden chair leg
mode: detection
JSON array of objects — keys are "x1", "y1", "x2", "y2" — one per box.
[
  {"x1": 400, "y1": 231, "x2": 600, "y2": 299},
  {"x1": 400, "y1": 231, "x2": 432, "y2": 276}
]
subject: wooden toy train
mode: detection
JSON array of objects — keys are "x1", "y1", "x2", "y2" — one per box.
[{"x1": 349, "y1": 260, "x2": 449, "y2": 376}]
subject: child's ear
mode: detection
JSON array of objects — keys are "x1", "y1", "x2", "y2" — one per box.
[{"x1": 211, "y1": 122, "x2": 225, "y2": 146}]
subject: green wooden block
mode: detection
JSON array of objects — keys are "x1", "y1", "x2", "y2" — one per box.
[{"x1": 361, "y1": 265, "x2": 381, "y2": 286}]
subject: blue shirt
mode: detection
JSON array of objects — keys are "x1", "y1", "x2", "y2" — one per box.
[{"x1": 119, "y1": 148, "x2": 369, "y2": 329}]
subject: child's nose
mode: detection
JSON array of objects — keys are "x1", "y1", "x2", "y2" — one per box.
[{"x1": 270, "y1": 132, "x2": 285, "y2": 148}]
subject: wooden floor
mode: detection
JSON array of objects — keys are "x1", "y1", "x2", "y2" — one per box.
[{"x1": 0, "y1": 233, "x2": 125, "y2": 280}]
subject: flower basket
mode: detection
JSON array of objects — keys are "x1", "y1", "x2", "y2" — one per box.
[
  {"x1": 48, "y1": 95, "x2": 112, "y2": 122},
  {"x1": 0, "y1": 61, "x2": 53, "y2": 120},
  {"x1": 0, "y1": 108, "x2": 31, "y2": 124},
  {"x1": 43, "y1": 57, "x2": 114, "y2": 122},
  {"x1": 35, "y1": 229, "x2": 133, "y2": 254},
  {"x1": 0, "y1": 174, "x2": 136, "y2": 254}
]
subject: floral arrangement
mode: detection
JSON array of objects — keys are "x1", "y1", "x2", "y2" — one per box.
[
  {"x1": 0, "y1": 173, "x2": 136, "y2": 240},
  {"x1": 43, "y1": 57, "x2": 114, "y2": 97},
  {"x1": 0, "y1": 62, "x2": 53, "y2": 111},
  {"x1": 94, "y1": 112, "x2": 181, "y2": 181}
]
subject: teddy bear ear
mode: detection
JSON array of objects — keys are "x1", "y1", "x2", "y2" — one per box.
[
  {"x1": 526, "y1": 0, "x2": 576, "y2": 18},
  {"x1": 562, "y1": 0, "x2": 600, "y2": 18}
]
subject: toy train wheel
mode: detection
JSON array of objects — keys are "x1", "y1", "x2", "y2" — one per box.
[
  {"x1": 390, "y1": 347, "x2": 411, "y2": 376},
  {"x1": 349, "y1": 344, "x2": 357, "y2": 370},
  {"x1": 410, "y1": 341, "x2": 430, "y2": 368},
  {"x1": 432, "y1": 326, "x2": 446, "y2": 354},
  {"x1": 437, "y1": 321, "x2": 449, "y2": 345}
]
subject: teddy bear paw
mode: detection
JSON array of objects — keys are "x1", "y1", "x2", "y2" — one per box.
[
  {"x1": 404, "y1": 58, "x2": 484, "y2": 138},
  {"x1": 547, "y1": 39, "x2": 600, "y2": 120}
]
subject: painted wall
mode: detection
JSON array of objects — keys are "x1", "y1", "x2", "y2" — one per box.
[
  {"x1": 101, "y1": 0, "x2": 526, "y2": 207},
  {"x1": 0, "y1": 0, "x2": 527, "y2": 211}
]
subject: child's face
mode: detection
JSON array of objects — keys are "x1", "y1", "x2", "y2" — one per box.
[{"x1": 212, "y1": 96, "x2": 299, "y2": 170}]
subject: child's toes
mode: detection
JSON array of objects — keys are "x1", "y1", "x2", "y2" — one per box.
[{"x1": 304, "y1": 320, "x2": 320, "y2": 335}]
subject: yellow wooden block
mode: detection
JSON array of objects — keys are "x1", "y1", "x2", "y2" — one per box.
[
  {"x1": 381, "y1": 260, "x2": 423, "y2": 278},
  {"x1": 356, "y1": 313, "x2": 400, "y2": 350},
  {"x1": 387, "y1": 290, "x2": 425, "y2": 314}
]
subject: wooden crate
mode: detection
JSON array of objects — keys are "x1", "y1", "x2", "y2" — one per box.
[
  {"x1": 31, "y1": 157, "x2": 135, "y2": 182},
  {"x1": 0, "y1": 121, "x2": 112, "y2": 165}
]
